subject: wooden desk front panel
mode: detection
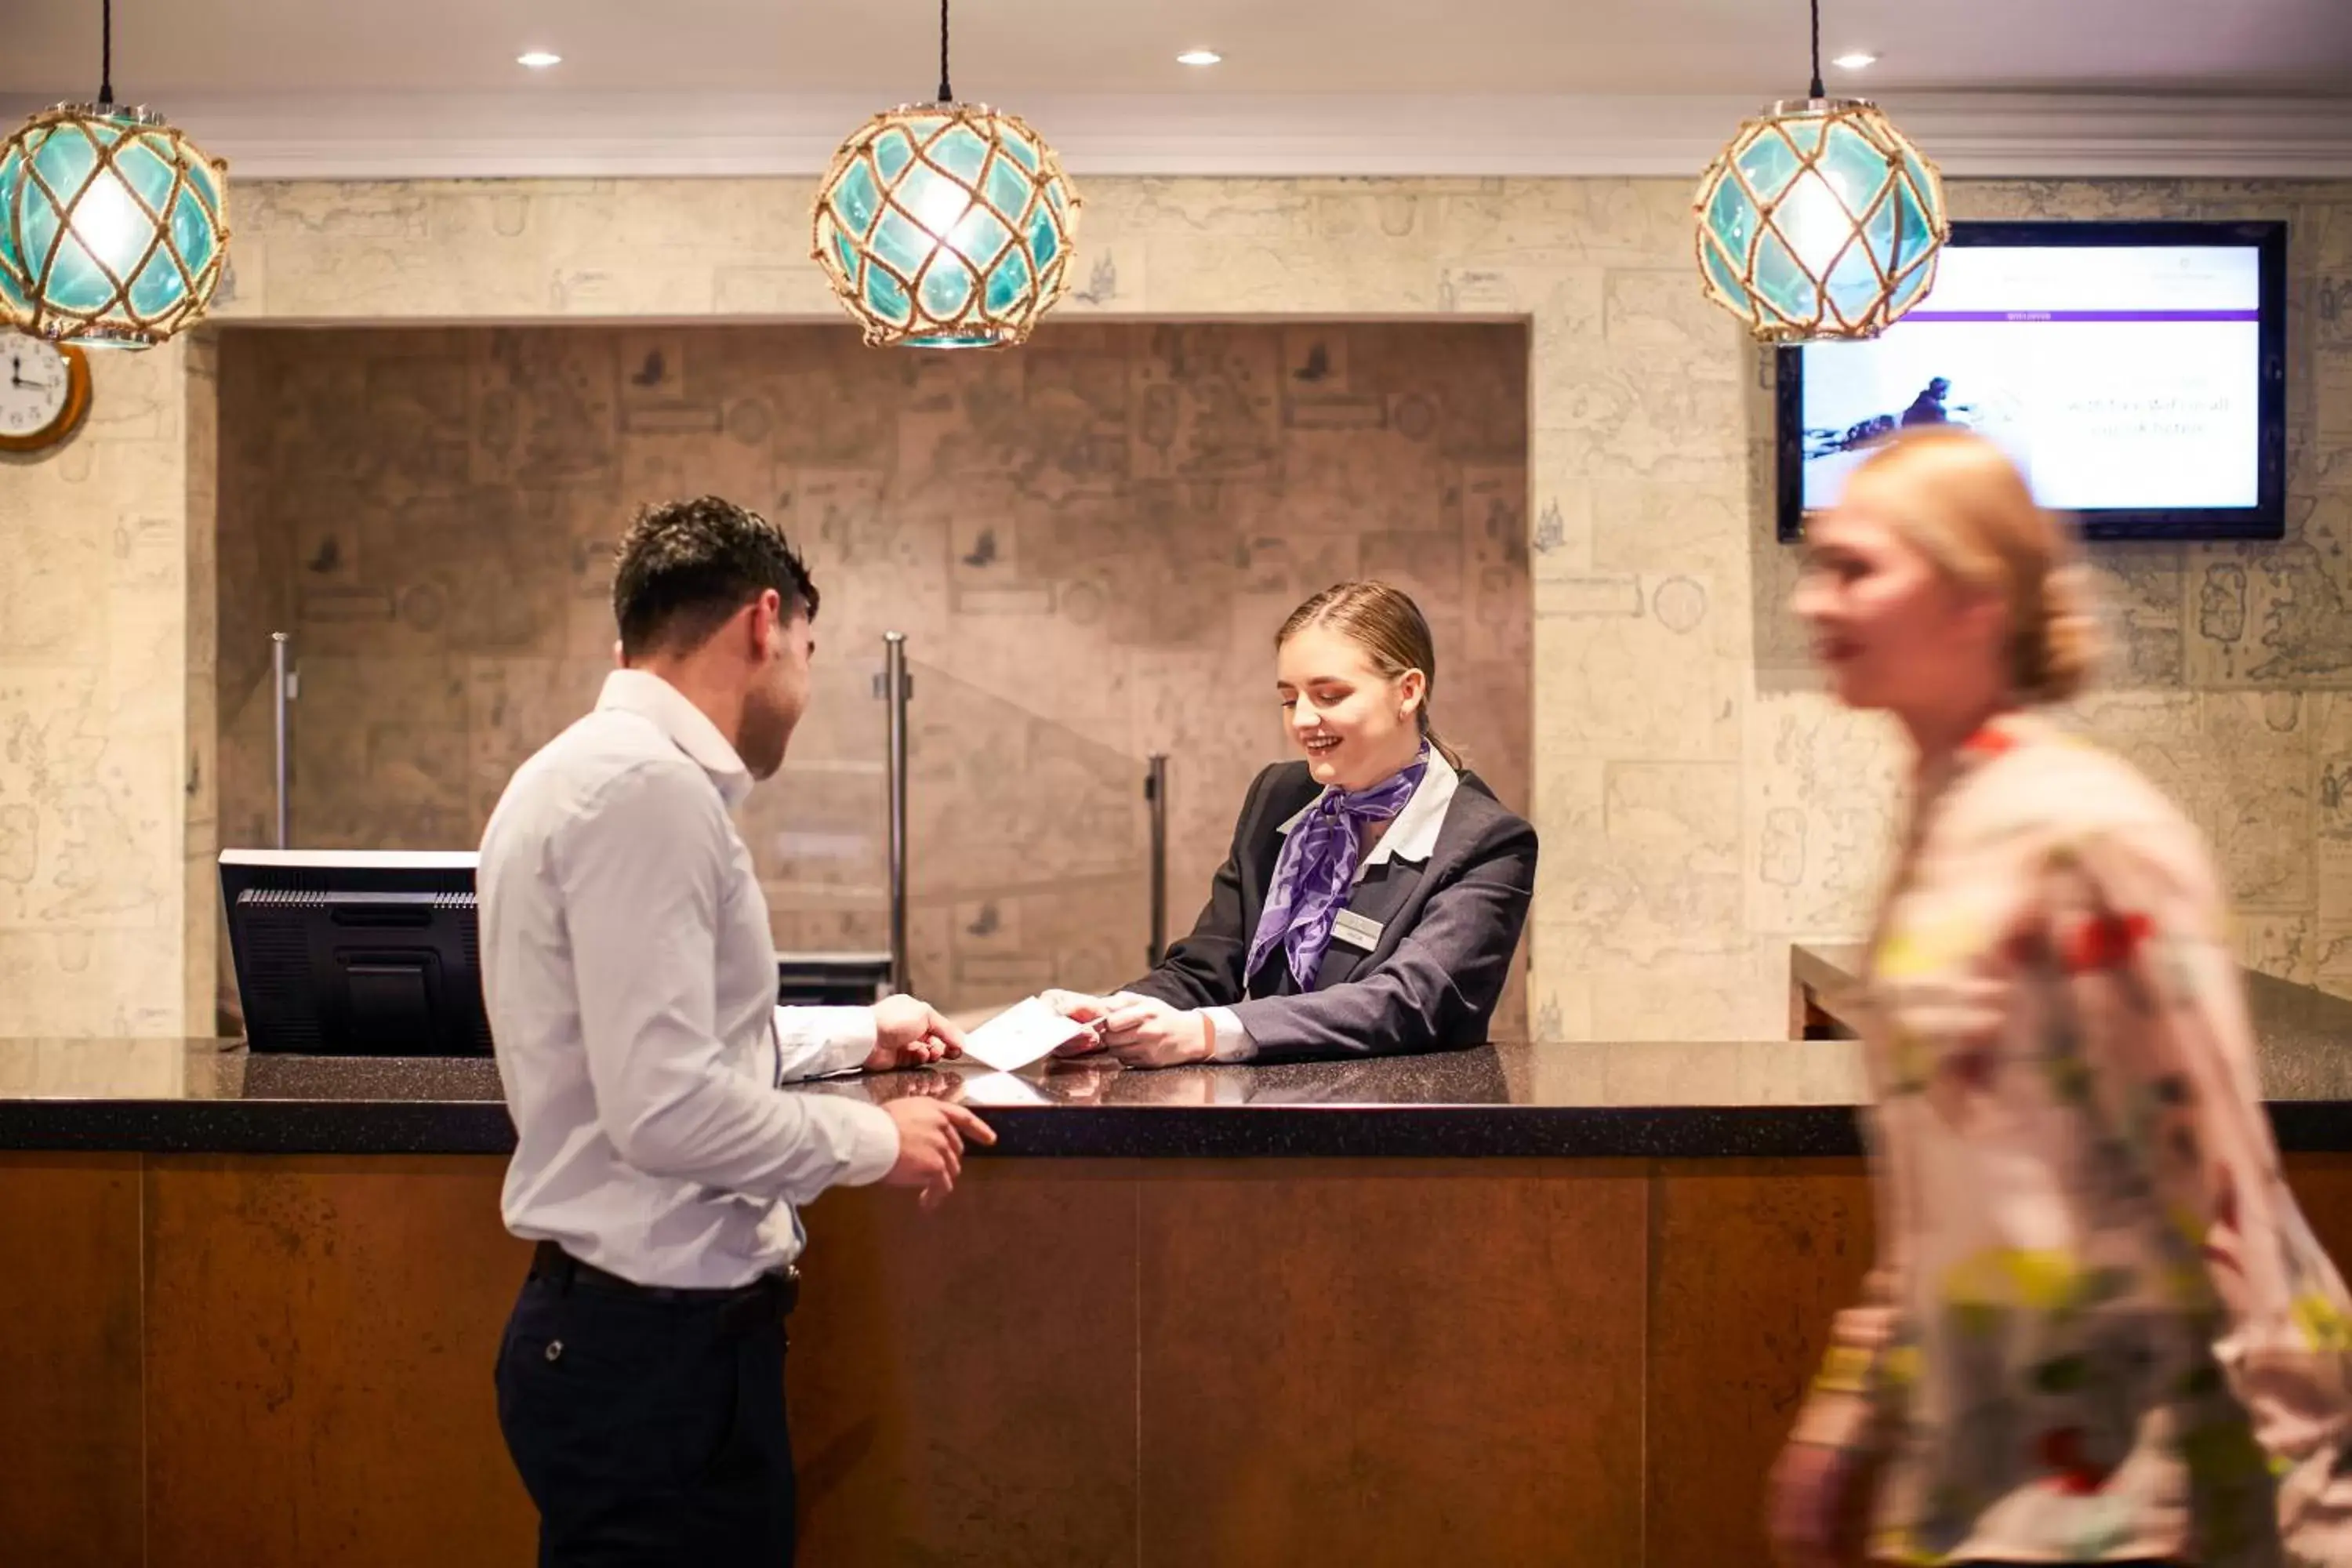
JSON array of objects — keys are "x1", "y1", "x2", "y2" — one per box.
[{"x1": 8, "y1": 1150, "x2": 2342, "y2": 1566}]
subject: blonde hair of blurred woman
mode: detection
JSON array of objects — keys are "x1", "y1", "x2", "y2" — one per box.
[{"x1": 1840, "y1": 428, "x2": 2104, "y2": 705}]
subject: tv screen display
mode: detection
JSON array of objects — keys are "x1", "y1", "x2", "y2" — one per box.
[{"x1": 1777, "y1": 220, "x2": 2286, "y2": 541}]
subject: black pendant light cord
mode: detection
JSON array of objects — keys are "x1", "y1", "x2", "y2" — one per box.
[
  {"x1": 99, "y1": 0, "x2": 115, "y2": 107},
  {"x1": 1808, "y1": 0, "x2": 1825, "y2": 100},
  {"x1": 936, "y1": 0, "x2": 953, "y2": 103}
]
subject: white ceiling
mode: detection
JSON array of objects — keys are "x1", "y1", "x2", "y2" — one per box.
[
  {"x1": 4, "y1": 0, "x2": 2349, "y2": 179},
  {"x1": 8, "y1": 0, "x2": 2352, "y2": 99}
]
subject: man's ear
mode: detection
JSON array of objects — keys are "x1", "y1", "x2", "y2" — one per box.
[{"x1": 746, "y1": 589, "x2": 786, "y2": 660}]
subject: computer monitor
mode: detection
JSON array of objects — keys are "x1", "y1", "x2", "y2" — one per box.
[
  {"x1": 220, "y1": 849, "x2": 491, "y2": 1057},
  {"x1": 777, "y1": 952, "x2": 893, "y2": 1007},
  {"x1": 223, "y1": 849, "x2": 898, "y2": 1055}
]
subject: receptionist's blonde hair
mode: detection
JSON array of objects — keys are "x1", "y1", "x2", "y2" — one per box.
[{"x1": 1279, "y1": 580, "x2": 1464, "y2": 769}]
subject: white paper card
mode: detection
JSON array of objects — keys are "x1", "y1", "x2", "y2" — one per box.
[{"x1": 959, "y1": 996, "x2": 1096, "y2": 1073}]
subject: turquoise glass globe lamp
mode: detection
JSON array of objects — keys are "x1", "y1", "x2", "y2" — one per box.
[
  {"x1": 811, "y1": 2, "x2": 1080, "y2": 348},
  {"x1": 1693, "y1": 1, "x2": 1948, "y2": 342},
  {"x1": 0, "y1": 2, "x2": 230, "y2": 349}
]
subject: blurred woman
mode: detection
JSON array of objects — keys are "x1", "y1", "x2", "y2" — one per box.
[
  {"x1": 1047, "y1": 579, "x2": 1537, "y2": 1067},
  {"x1": 1769, "y1": 428, "x2": 2352, "y2": 1568}
]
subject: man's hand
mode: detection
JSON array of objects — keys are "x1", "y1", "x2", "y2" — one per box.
[
  {"x1": 880, "y1": 1098, "x2": 996, "y2": 1210},
  {"x1": 1098, "y1": 993, "x2": 1216, "y2": 1069},
  {"x1": 865, "y1": 993, "x2": 967, "y2": 1070}
]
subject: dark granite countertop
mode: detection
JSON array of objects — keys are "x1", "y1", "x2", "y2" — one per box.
[
  {"x1": 1795, "y1": 942, "x2": 2352, "y2": 1148},
  {"x1": 4, "y1": 949, "x2": 2347, "y2": 1157},
  {"x1": 1794, "y1": 942, "x2": 2352, "y2": 1089},
  {"x1": 0, "y1": 1034, "x2": 1876, "y2": 1158}
]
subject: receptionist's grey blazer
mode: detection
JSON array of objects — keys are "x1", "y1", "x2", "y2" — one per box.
[{"x1": 1123, "y1": 759, "x2": 1537, "y2": 1063}]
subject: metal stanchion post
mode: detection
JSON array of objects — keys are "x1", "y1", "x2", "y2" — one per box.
[
  {"x1": 270, "y1": 632, "x2": 296, "y2": 848},
  {"x1": 1145, "y1": 753, "x2": 1168, "y2": 967},
  {"x1": 883, "y1": 633, "x2": 910, "y2": 996}
]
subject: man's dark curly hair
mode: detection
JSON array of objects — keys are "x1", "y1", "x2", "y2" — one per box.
[{"x1": 611, "y1": 495, "x2": 821, "y2": 659}]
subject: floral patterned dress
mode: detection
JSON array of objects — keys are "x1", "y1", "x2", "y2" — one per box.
[{"x1": 1793, "y1": 713, "x2": 2352, "y2": 1566}]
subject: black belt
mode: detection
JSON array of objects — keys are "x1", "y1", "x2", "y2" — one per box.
[{"x1": 530, "y1": 1240, "x2": 800, "y2": 1317}]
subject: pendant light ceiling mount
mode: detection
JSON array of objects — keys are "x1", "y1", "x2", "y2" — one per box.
[
  {"x1": 811, "y1": 0, "x2": 1081, "y2": 350},
  {"x1": 0, "y1": 0, "x2": 231, "y2": 350},
  {"x1": 1693, "y1": 0, "x2": 1948, "y2": 343}
]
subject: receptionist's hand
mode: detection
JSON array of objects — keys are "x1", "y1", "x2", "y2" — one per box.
[
  {"x1": 1039, "y1": 989, "x2": 1116, "y2": 1057},
  {"x1": 1098, "y1": 995, "x2": 1215, "y2": 1070}
]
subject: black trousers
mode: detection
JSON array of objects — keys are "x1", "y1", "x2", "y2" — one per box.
[{"x1": 494, "y1": 1262, "x2": 796, "y2": 1567}]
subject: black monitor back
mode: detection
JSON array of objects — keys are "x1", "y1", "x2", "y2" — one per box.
[
  {"x1": 777, "y1": 951, "x2": 893, "y2": 1007},
  {"x1": 223, "y1": 851, "x2": 896, "y2": 1056},
  {"x1": 221, "y1": 851, "x2": 490, "y2": 1057}
]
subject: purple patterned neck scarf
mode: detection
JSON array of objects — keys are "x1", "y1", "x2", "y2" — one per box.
[{"x1": 1247, "y1": 749, "x2": 1429, "y2": 990}]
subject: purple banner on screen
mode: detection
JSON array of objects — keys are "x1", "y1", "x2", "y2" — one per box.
[{"x1": 1899, "y1": 309, "x2": 2260, "y2": 323}]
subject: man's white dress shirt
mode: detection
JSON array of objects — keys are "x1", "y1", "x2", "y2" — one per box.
[{"x1": 480, "y1": 669, "x2": 899, "y2": 1289}]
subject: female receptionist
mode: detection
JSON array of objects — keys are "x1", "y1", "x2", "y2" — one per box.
[{"x1": 1047, "y1": 580, "x2": 1537, "y2": 1068}]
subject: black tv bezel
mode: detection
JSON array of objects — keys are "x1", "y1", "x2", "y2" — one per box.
[{"x1": 1774, "y1": 218, "x2": 2288, "y2": 543}]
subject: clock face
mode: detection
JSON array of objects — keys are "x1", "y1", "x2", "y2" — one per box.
[{"x1": 0, "y1": 332, "x2": 85, "y2": 449}]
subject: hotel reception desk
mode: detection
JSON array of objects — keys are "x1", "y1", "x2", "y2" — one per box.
[{"x1": 8, "y1": 949, "x2": 2352, "y2": 1568}]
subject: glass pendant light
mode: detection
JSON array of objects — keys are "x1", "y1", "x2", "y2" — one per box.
[
  {"x1": 1693, "y1": 0, "x2": 1947, "y2": 343},
  {"x1": 811, "y1": 0, "x2": 1080, "y2": 349},
  {"x1": 0, "y1": 0, "x2": 230, "y2": 349}
]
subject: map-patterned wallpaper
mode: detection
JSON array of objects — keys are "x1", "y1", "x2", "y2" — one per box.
[
  {"x1": 0, "y1": 173, "x2": 2345, "y2": 1041},
  {"x1": 212, "y1": 321, "x2": 1532, "y2": 1025}
]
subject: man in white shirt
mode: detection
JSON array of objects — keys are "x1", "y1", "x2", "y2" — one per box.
[{"x1": 481, "y1": 495, "x2": 992, "y2": 1566}]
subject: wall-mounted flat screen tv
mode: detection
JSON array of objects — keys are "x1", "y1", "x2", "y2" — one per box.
[{"x1": 1777, "y1": 219, "x2": 2286, "y2": 542}]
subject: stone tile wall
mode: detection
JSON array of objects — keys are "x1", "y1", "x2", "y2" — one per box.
[
  {"x1": 1, "y1": 173, "x2": 2346, "y2": 1039},
  {"x1": 212, "y1": 321, "x2": 1531, "y2": 1022}
]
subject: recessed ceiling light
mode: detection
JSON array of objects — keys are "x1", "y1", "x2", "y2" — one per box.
[
  {"x1": 1176, "y1": 49, "x2": 1222, "y2": 67},
  {"x1": 517, "y1": 50, "x2": 562, "y2": 69},
  {"x1": 1831, "y1": 51, "x2": 1878, "y2": 70}
]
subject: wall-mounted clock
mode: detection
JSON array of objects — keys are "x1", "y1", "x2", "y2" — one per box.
[{"x1": 0, "y1": 331, "x2": 93, "y2": 455}]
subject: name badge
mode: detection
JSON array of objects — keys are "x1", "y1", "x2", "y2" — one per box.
[{"x1": 1331, "y1": 909, "x2": 1385, "y2": 951}]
